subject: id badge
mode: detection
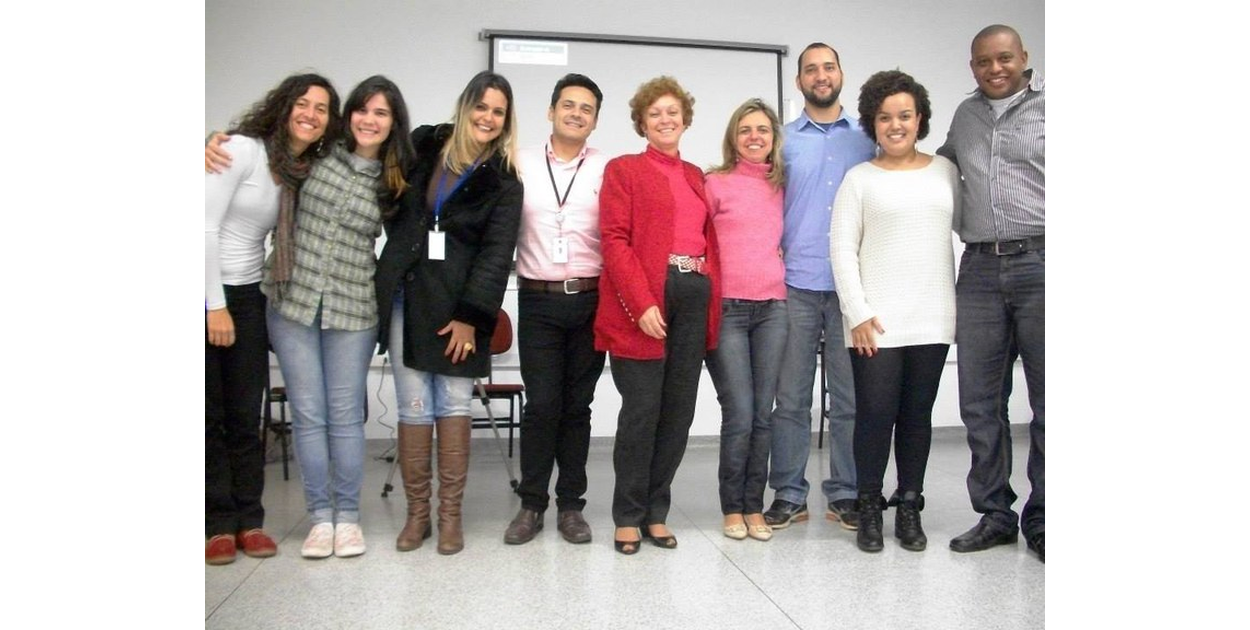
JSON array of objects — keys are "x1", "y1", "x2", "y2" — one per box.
[
  {"x1": 552, "y1": 237, "x2": 569, "y2": 263},
  {"x1": 428, "y1": 229, "x2": 446, "y2": 260}
]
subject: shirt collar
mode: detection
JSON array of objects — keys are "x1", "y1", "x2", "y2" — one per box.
[
  {"x1": 545, "y1": 138, "x2": 589, "y2": 164},
  {"x1": 795, "y1": 106, "x2": 852, "y2": 132}
]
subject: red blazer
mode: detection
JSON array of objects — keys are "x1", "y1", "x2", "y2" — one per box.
[{"x1": 594, "y1": 148, "x2": 721, "y2": 359}]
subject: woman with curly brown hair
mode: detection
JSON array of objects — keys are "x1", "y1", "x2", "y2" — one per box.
[
  {"x1": 205, "y1": 73, "x2": 340, "y2": 565},
  {"x1": 595, "y1": 76, "x2": 721, "y2": 555}
]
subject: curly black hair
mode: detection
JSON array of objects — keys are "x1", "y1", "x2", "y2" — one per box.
[{"x1": 856, "y1": 70, "x2": 931, "y2": 143}]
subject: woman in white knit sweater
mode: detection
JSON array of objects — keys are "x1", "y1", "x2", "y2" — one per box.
[{"x1": 830, "y1": 70, "x2": 958, "y2": 554}]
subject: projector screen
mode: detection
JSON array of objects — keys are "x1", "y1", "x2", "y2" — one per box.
[{"x1": 485, "y1": 30, "x2": 786, "y2": 170}]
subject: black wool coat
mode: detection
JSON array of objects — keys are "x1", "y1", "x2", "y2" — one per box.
[{"x1": 374, "y1": 124, "x2": 523, "y2": 378}]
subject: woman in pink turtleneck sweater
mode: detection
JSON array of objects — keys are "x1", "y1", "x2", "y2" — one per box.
[{"x1": 702, "y1": 99, "x2": 788, "y2": 543}]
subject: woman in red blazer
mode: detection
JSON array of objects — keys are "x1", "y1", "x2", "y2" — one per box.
[{"x1": 595, "y1": 76, "x2": 721, "y2": 555}]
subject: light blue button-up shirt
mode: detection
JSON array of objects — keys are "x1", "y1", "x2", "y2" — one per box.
[{"x1": 780, "y1": 108, "x2": 876, "y2": 292}]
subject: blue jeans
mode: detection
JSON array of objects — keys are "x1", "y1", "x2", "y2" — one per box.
[
  {"x1": 267, "y1": 305, "x2": 376, "y2": 525},
  {"x1": 769, "y1": 286, "x2": 857, "y2": 504},
  {"x1": 955, "y1": 249, "x2": 1045, "y2": 537},
  {"x1": 705, "y1": 298, "x2": 787, "y2": 514},
  {"x1": 389, "y1": 301, "x2": 473, "y2": 425}
]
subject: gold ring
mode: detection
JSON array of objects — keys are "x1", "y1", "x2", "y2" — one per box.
[{"x1": 464, "y1": 343, "x2": 474, "y2": 351}]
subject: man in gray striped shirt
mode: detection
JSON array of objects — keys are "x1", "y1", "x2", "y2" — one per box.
[{"x1": 937, "y1": 24, "x2": 1045, "y2": 563}]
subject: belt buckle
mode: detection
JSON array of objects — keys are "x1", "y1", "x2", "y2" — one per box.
[
  {"x1": 676, "y1": 259, "x2": 693, "y2": 273},
  {"x1": 994, "y1": 240, "x2": 1024, "y2": 256},
  {"x1": 562, "y1": 279, "x2": 581, "y2": 294}
]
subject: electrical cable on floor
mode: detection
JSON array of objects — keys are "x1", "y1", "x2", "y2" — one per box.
[{"x1": 372, "y1": 355, "x2": 397, "y2": 463}]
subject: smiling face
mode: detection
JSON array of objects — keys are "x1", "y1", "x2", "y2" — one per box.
[
  {"x1": 971, "y1": 31, "x2": 1029, "y2": 99},
  {"x1": 548, "y1": 85, "x2": 598, "y2": 147},
  {"x1": 643, "y1": 94, "x2": 685, "y2": 155},
  {"x1": 349, "y1": 92, "x2": 394, "y2": 160},
  {"x1": 796, "y1": 46, "x2": 843, "y2": 109},
  {"x1": 287, "y1": 85, "x2": 332, "y2": 155},
  {"x1": 873, "y1": 92, "x2": 920, "y2": 159},
  {"x1": 734, "y1": 110, "x2": 774, "y2": 164},
  {"x1": 470, "y1": 87, "x2": 508, "y2": 147}
]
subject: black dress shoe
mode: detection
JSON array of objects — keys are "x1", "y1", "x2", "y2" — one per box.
[
  {"x1": 643, "y1": 525, "x2": 677, "y2": 549},
  {"x1": 1026, "y1": 532, "x2": 1044, "y2": 563},
  {"x1": 763, "y1": 500, "x2": 809, "y2": 529},
  {"x1": 504, "y1": 508, "x2": 543, "y2": 545},
  {"x1": 614, "y1": 528, "x2": 641, "y2": 555},
  {"x1": 949, "y1": 521, "x2": 1018, "y2": 553},
  {"x1": 557, "y1": 510, "x2": 592, "y2": 544}
]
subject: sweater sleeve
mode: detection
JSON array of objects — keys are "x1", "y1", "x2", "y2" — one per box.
[
  {"x1": 204, "y1": 137, "x2": 258, "y2": 310},
  {"x1": 830, "y1": 168, "x2": 873, "y2": 335},
  {"x1": 599, "y1": 158, "x2": 659, "y2": 320}
]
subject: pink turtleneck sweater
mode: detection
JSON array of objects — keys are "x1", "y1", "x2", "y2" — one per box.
[
  {"x1": 704, "y1": 160, "x2": 786, "y2": 301},
  {"x1": 645, "y1": 145, "x2": 707, "y2": 256}
]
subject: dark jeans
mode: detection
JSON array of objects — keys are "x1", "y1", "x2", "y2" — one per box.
[
  {"x1": 205, "y1": 283, "x2": 268, "y2": 536},
  {"x1": 850, "y1": 344, "x2": 949, "y2": 496},
  {"x1": 956, "y1": 249, "x2": 1045, "y2": 537},
  {"x1": 705, "y1": 298, "x2": 787, "y2": 514},
  {"x1": 610, "y1": 268, "x2": 709, "y2": 527},
  {"x1": 516, "y1": 288, "x2": 606, "y2": 513}
]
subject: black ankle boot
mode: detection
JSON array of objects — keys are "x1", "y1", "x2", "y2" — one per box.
[
  {"x1": 856, "y1": 493, "x2": 885, "y2": 553},
  {"x1": 894, "y1": 491, "x2": 927, "y2": 551}
]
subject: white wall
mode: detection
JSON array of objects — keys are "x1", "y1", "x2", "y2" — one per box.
[{"x1": 209, "y1": 0, "x2": 1046, "y2": 438}]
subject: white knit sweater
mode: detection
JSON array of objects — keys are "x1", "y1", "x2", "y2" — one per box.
[{"x1": 830, "y1": 156, "x2": 959, "y2": 348}]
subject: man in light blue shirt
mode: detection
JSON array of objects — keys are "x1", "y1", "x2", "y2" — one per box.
[{"x1": 765, "y1": 42, "x2": 876, "y2": 531}]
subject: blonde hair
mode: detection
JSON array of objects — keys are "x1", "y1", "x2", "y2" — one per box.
[
  {"x1": 628, "y1": 76, "x2": 695, "y2": 138},
  {"x1": 441, "y1": 71, "x2": 518, "y2": 174},
  {"x1": 707, "y1": 98, "x2": 785, "y2": 190}
]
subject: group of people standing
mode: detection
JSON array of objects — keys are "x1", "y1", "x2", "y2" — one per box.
[{"x1": 205, "y1": 23, "x2": 1045, "y2": 566}]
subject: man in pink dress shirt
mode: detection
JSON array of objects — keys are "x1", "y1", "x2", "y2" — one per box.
[{"x1": 504, "y1": 74, "x2": 610, "y2": 545}]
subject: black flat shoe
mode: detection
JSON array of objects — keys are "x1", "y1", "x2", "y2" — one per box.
[
  {"x1": 614, "y1": 528, "x2": 641, "y2": 555},
  {"x1": 643, "y1": 526, "x2": 677, "y2": 549}
]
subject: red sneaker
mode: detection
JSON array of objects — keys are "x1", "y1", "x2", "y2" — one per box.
[
  {"x1": 236, "y1": 529, "x2": 278, "y2": 558},
  {"x1": 206, "y1": 534, "x2": 237, "y2": 565}
]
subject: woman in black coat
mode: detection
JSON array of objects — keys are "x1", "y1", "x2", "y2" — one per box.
[{"x1": 374, "y1": 71, "x2": 523, "y2": 556}]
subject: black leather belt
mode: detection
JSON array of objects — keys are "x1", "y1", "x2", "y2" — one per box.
[
  {"x1": 968, "y1": 235, "x2": 1044, "y2": 256},
  {"x1": 518, "y1": 277, "x2": 599, "y2": 294}
]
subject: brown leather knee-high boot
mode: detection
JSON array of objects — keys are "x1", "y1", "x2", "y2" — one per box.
[
  {"x1": 436, "y1": 416, "x2": 471, "y2": 555},
  {"x1": 396, "y1": 423, "x2": 434, "y2": 551}
]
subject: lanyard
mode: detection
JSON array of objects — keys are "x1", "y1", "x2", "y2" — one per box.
[
  {"x1": 434, "y1": 159, "x2": 480, "y2": 228},
  {"x1": 545, "y1": 145, "x2": 586, "y2": 209}
]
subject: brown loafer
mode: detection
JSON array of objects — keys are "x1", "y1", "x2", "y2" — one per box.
[
  {"x1": 557, "y1": 510, "x2": 592, "y2": 544},
  {"x1": 504, "y1": 508, "x2": 543, "y2": 545}
]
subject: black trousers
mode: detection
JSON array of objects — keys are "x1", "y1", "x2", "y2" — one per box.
[
  {"x1": 515, "y1": 288, "x2": 606, "y2": 512},
  {"x1": 205, "y1": 283, "x2": 268, "y2": 536},
  {"x1": 849, "y1": 344, "x2": 949, "y2": 496},
  {"x1": 610, "y1": 268, "x2": 709, "y2": 527}
]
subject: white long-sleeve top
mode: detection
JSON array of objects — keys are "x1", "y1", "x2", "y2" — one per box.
[
  {"x1": 830, "y1": 156, "x2": 959, "y2": 348},
  {"x1": 204, "y1": 136, "x2": 280, "y2": 309}
]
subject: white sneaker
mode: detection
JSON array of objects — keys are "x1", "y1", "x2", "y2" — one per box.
[
  {"x1": 301, "y1": 523, "x2": 334, "y2": 559},
  {"x1": 334, "y1": 523, "x2": 367, "y2": 557}
]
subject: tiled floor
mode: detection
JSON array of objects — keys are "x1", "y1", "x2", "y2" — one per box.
[{"x1": 206, "y1": 425, "x2": 1043, "y2": 629}]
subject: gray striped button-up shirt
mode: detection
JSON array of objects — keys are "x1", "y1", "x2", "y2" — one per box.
[
  {"x1": 263, "y1": 143, "x2": 383, "y2": 332},
  {"x1": 938, "y1": 71, "x2": 1045, "y2": 244}
]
